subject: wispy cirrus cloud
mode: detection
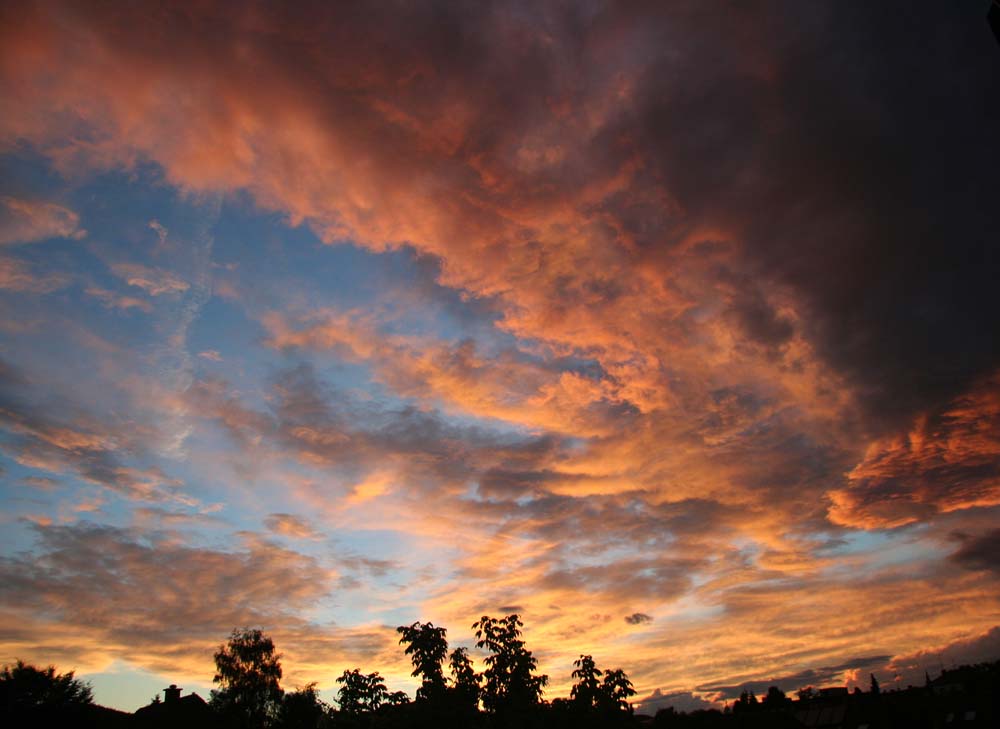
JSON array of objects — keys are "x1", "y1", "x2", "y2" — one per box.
[
  {"x1": 109, "y1": 262, "x2": 189, "y2": 296},
  {"x1": 0, "y1": 359, "x2": 192, "y2": 504},
  {"x1": 85, "y1": 286, "x2": 152, "y2": 312},
  {"x1": 0, "y1": 255, "x2": 68, "y2": 292},
  {"x1": 0, "y1": 196, "x2": 85, "y2": 245}
]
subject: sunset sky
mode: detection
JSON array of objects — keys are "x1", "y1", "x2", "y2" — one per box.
[{"x1": 1, "y1": 0, "x2": 999, "y2": 714}]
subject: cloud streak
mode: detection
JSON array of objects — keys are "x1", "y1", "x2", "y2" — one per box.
[{"x1": 0, "y1": 196, "x2": 85, "y2": 245}]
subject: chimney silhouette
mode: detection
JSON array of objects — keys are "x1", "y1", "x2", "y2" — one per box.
[{"x1": 164, "y1": 684, "x2": 182, "y2": 704}]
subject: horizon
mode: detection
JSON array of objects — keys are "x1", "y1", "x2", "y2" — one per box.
[
  {"x1": 69, "y1": 622, "x2": 1000, "y2": 714},
  {"x1": 2, "y1": 0, "x2": 999, "y2": 716}
]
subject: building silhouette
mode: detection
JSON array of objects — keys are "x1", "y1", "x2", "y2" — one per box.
[{"x1": 132, "y1": 684, "x2": 214, "y2": 729}]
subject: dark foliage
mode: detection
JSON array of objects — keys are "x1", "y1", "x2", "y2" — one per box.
[
  {"x1": 448, "y1": 646, "x2": 481, "y2": 714},
  {"x1": 336, "y1": 669, "x2": 388, "y2": 715},
  {"x1": 761, "y1": 685, "x2": 790, "y2": 709},
  {"x1": 396, "y1": 622, "x2": 448, "y2": 702},
  {"x1": 211, "y1": 627, "x2": 284, "y2": 729},
  {"x1": 1, "y1": 659, "x2": 96, "y2": 725},
  {"x1": 277, "y1": 684, "x2": 330, "y2": 729},
  {"x1": 1, "y1": 659, "x2": 93, "y2": 710},
  {"x1": 570, "y1": 655, "x2": 602, "y2": 710},
  {"x1": 0, "y1": 660, "x2": 134, "y2": 727},
  {"x1": 472, "y1": 613, "x2": 547, "y2": 722}
]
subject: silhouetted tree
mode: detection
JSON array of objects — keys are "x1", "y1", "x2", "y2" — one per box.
[
  {"x1": 0, "y1": 660, "x2": 93, "y2": 723},
  {"x1": 472, "y1": 614, "x2": 547, "y2": 721},
  {"x1": 396, "y1": 622, "x2": 448, "y2": 701},
  {"x1": 869, "y1": 673, "x2": 880, "y2": 696},
  {"x1": 449, "y1": 646, "x2": 481, "y2": 713},
  {"x1": 570, "y1": 655, "x2": 603, "y2": 710},
  {"x1": 211, "y1": 627, "x2": 284, "y2": 729},
  {"x1": 600, "y1": 668, "x2": 636, "y2": 715},
  {"x1": 385, "y1": 691, "x2": 410, "y2": 706},
  {"x1": 277, "y1": 684, "x2": 329, "y2": 729},
  {"x1": 762, "y1": 685, "x2": 789, "y2": 709},
  {"x1": 796, "y1": 686, "x2": 816, "y2": 701},
  {"x1": 335, "y1": 669, "x2": 388, "y2": 715},
  {"x1": 734, "y1": 689, "x2": 759, "y2": 713}
]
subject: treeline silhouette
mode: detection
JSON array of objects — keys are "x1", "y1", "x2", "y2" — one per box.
[
  {"x1": 1, "y1": 614, "x2": 634, "y2": 729},
  {"x1": 3, "y1": 614, "x2": 999, "y2": 729},
  {"x1": 203, "y1": 615, "x2": 638, "y2": 728}
]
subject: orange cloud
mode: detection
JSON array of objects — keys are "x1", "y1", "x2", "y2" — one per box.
[
  {"x1": 262, "y1": 310, "x2": 626, "y2": 437},
  {"x1": 0, "y1": 0, "x2": 847, "y2": 442},
  {"x1": 829, "y1": 375, "x2": 1000, "y2": 529}
]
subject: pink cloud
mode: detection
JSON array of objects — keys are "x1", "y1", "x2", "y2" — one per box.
[
  {"x1": 109, "y1": 263, "x2": 189, "y2": 296},
  {"x1": 0, "y1": 196, "x2": 85, "y2": 245},
  {"x1": 0, "y1": 255, "x2": 68, "y2": 292},
  {"x1": 264, "y1": 513, "x2": 321, "y2": 540},
  {"x1": 85, "y1": 286, "x2": 153, "y2": 312}
]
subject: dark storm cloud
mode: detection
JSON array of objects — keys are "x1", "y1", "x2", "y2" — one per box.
[
  {"x1": 724, "y1": 283, "x2": 795, "y2": 353},
  {"x1": 576, "y1": 2, "x2": 1000, "y2": 438},
  {"x1": 632, "y1": 3, "x2": 1000, "y2": 429},
  {"x1": 3, "y1": 0, "x2": 997, "y2": 437},
  {"x1": 890, "y1": 627, "x2": 1000, "y2": 684},
  {"x1": 697, "y1": 654, "x2": 891, "y2": 699},
  {"x1": 950, "y1": 528, "x2": 1000, "y2": 574},
  {"x1": 636, "y1": 688, "x2": 715, "y2": 715},
  {"x1": 829, "y1": 377, "x2": 1000, "y2": 528}
]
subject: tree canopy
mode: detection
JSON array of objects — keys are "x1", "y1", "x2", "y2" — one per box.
[
  {"x1": 571, "y1": 655, "x2": 603, "y2": 710},
  {"x1": 396, "y1": 621, "x2": 449, "y2": 701},
  {"x1": 449, "y1": 646, "x2": 481, "y2": 713},
  {"x1": 336, "y1": 668, "x2": 388, "y2": 715},
  {"x1": 277, "y1": 683, "x2": 329, "y2": 729},
  {"x1": 472, "y1": 613, "x2": 548, "y2": 718},
  {"x1": 0, "y1": 659, "x2": 93, "y2": 716},
  {"x1": 601, "y1": 668, "x2": 637, "y2": 715},
  {"x1": 211, "y1": 627, "x2": 284, "y2": 728}
]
